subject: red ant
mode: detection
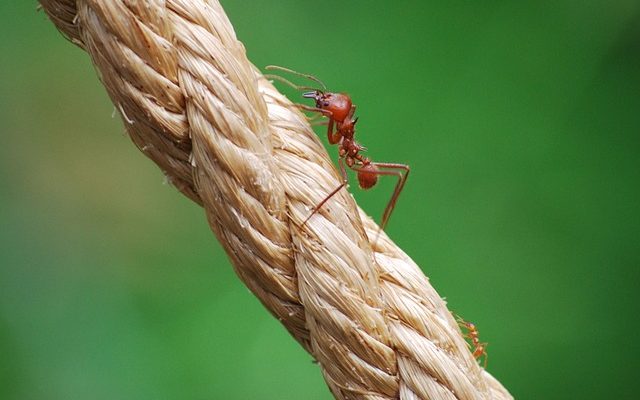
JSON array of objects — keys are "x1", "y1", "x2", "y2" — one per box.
[
  {"x1": 456, "y1": 315, "x2": 489, "y2": 368},
  {"x1": 265, "y1": 66, "x2": 410, "y2": 232}
]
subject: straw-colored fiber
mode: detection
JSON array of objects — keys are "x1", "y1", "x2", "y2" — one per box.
[{"x1": 39, "y1": 1, "x2": 514, "y2": 399}]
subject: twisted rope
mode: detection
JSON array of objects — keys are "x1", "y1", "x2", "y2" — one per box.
[{"x1": 39, "y1": 1, "x2": 514, "y2": 399}]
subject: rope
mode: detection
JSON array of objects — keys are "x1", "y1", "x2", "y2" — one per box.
[{"x1": 39, "y1": 1, "x2": 514, "y2": 399}]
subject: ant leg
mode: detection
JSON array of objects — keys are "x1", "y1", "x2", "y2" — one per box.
[
  {"x1": 327, "y1": 119, "x2": 342, "y2": 144},
  {"x1": 350, "y1": 162, "x2": 410, "y2": 232},
  {"x1": 306, "y1": 113, "x2": 324, "y2": 122},
  {"x1": 371, "y1": 163, "x2": 410, "y2": 231},
  {"x1": 302, "y1": 158, "x2": 348, "y2": 226},
  {"x1": 292, "y1": 104, "x2": 335, "y2": 128},
  {"x1": 479, "y1": 343, "x2": 489, "y2": 368},
  {"x1": 455, "y1": 314, "x2": 466, "y2": 325},
  {"x1": 293, "y1": 104, "x2": 337, "y2": 130},
  {"x1": 265, "y1": 65, "x2": 327, "y2": 90},
  {"x1": 310, "y1": 119, "x2": 329, "y2": 127},
  {"x1": 346, "y1": 104, "x2": 357, "y2": 121},
  {"x1": 293, "y1": 103, "x2": 333, "y2": 117},
  {"x1": 305, "y1": 113, "x2": 329, "y2": 126},
  {"x1": 324, "y1": 105, "x2": 351, "y2": 144}
]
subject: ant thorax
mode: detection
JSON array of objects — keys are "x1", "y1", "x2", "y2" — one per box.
[
  {"x1": 338, "y1": 120, "x2": 356, "y2": 140},
  {"x1": 340, "y1": 138, "x2": 362, "y2": 157}
]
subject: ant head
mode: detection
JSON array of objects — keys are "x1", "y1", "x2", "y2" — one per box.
[{"x1": 303, "y1": 91, "x2": 352, "y2": 122}]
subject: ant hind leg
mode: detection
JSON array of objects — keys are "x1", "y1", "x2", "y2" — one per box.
[
  {"x1": 349, "y1": 162, "x2": 410, "y2": 241},
  {"x1": 481, "y1": 343, "x2": 489, "y2": 368}
]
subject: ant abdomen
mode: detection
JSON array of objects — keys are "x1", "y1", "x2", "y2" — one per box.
[{"x1": 357, "y1": 164, "x2": 379, "y2": 189}]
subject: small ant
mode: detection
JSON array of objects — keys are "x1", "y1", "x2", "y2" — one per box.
[
  {"x1": 265, "y1": 66, "x2": 410, "y2": 232},
  {"x1": 456, "y1": 315, "x2": 489, "y2": 368}
]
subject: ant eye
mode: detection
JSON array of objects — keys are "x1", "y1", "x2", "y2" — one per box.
[{"x1": 323, "y1": 102, "x2": 330, "y2": 107}]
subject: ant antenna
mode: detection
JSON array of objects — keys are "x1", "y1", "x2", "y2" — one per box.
[
  {"x1": 265, "y1": 65, "x2": 327, "y2": 90},
  {"x1": 264, "y1": 74, "x2": 321, "y2": 92}
]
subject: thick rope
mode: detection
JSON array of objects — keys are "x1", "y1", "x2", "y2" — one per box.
[{"x1": 39, "y1": 1, "x2": 514, "y2": 399}]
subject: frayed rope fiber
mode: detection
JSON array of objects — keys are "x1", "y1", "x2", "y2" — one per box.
[{"x1": 39, "y1": 1, "x2": 513, "y2": 399}]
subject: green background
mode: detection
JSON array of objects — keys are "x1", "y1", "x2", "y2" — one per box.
[{"x1": 1, "y1": 1, "x2": 639, "y2": 399}]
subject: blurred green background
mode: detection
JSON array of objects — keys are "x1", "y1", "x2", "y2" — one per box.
[{"x1": 1, "y1": 1, "x2": 639, "y2": 399}]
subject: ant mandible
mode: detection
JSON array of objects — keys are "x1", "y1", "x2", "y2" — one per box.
[
  {"x1": 456, "y1": 315, "x2": 489, "y2": 368},
  {"x1": 265, "y1": 65, "x2": 410, "y2": 232}
]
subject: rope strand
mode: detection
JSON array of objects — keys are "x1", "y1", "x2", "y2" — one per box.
[{"x1": 39, "y1": 1, "x2": 513, "y2": 399}]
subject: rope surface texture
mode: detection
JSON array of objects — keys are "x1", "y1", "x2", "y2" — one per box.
[{"x1": 39, "y1": 1, "x2": 514, "y2": 399}]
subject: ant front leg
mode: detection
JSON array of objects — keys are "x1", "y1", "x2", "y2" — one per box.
[
  {"x1": 325, "y1": 105, "x2": 354, "y2": 144},
  {"x1": 294, "y1": 103, "x2": 334, "y2": 123},
  {"x1": 305, "y1": 113, "x2": 329, "y2": 127},
  {"x1": 294, "y1": 104, "x2": 338, "y2": 141},
  {"x1": 302, "y1": 158, "x2": 348, "y2": 227},
  {"x1": 293, "y1": 103, "x2": 333, "y2": 117},
  {"x1": 305, "y1": 112, "x2": 324, "y2": 123},
  {"x1": 326, "y1": 119, "x2": 342, "y2": 144},
  {"x1": 309, "y1": 119, "x2": 329, "y2": 127}
]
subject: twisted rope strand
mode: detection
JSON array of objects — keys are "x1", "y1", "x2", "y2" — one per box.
[{"x1": 39, "y1": 1, "x2": 514, "y2": 399}]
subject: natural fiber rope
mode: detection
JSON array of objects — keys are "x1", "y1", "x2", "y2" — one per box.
[{"x1": 39, "y1": 1, "x2": 514, "y2": 399}]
